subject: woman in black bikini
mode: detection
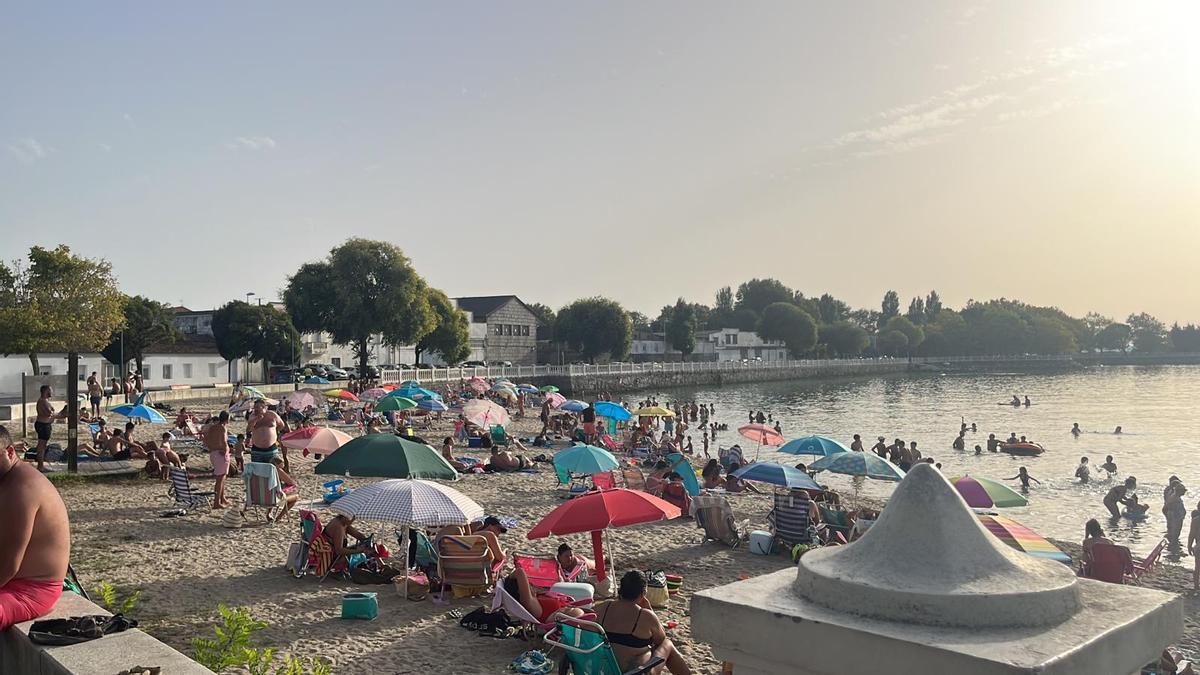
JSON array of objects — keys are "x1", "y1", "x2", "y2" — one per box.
[{"x1": 598, "y1": 571, "x2": 692, "y2": 674}]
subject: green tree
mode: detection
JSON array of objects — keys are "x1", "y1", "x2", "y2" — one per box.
[
  {"x1": 906, "y1": 297, "x2": 926, "y2": 325},
  {"x1": 528, "y1": 302, "x2": 557, "y2": 340},
  {"x1": 729, "y1": 308, "x2": 760, "y2": 331},
  {"x1": 883, "y1": 315, "x2": 924, "y2": 355},
  {"x1": 1170, "y1": 324, "x2": 1200, "y2": 353},
  {"x1": 555, "y1": 297, "x2": 632, "y2": 362},
  {"x1": 1027, "y1": 316, "x2": 1077, "y2": 354},
  {"x1": 283, "y1": 239, "x2": 436, "y2": 375},
  {"x1": 101, "y1": 296, "x2": 181, "y2": 375},
  {"x1": 0, "y1": 262, "x2": 40, "y2": 369},
  {"x1": 1126, "y1": 312, "x2": 1168, "y2": 353},
  {"x1": 1095, "y1": 323, "x2": 1131, "y2": 351},
  {"x1": 714, "y1": 286, "x2": 734, "y2": 312},
  {"x1": 925, "y1": 290, "x2": 943, "y2": 320},
  {"x1": 627, "y1": 311, "x2": 650, "y2": 331},
  {"x1": 918, "y1": 309, "x2": 968, "y2": 356},
  {"x1": 815, "y1": 294, "x2": 850, "y2": 324},
  {"x1": 734, "y1": 278, "x2": 794, "y2": 315},
  {"x1": 847, "y1": 308, "x2": 879, "y2": 333},
  {"x1": 212, "y1": 302, "x2": 299, "y2": 366},
  {"x1": 876, "y1": 329, "x2": 909, "y2": 357},
  {"x1": 819, "y1": 322, "x2": 869, "y2": 357},
  {"x1": 756, "y1": 302, "x2": 817, "y2": 357},
  {"x1": 415, "y1": 290, "x2": 470, "y2": 365},
  {"x1": 962, "y1": 303, "x2": 1028, "y2": 355},
  {"x1": 878, "y1": 290, "x2": 900, "y2": 330},
  {"x1": 665, "y1": 298, "x2": 697, "y2": 356}
]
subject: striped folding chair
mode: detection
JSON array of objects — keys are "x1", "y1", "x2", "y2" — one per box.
[
  {"x1": 167, "y1": 467, "x2": 213, "y2": 510},
  {"x1": 436, "y1": 534, "x2": 503, "y2": 601}
]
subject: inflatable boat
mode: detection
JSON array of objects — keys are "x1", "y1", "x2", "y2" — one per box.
[{"x1": 999, "y1": 442, "x2": 1045, "y2": 456}]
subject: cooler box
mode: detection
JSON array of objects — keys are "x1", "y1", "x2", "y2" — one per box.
[
  {"x1": 549, "y1": 582, "x2": 594, "y2": 606},
  {"x1": 468, "y1": 437, "x2": 483, "y2": 448},
  {"x1": 749, "y1": 530, "x2": 773, "y2": 555},
  {"x1": 341, "y1": 592, "x2": 378, "y2": 620}
]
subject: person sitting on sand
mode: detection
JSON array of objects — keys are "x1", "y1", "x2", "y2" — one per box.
[
  {"x1": 436, "y1": 516, "x2": 506, "y2": 563},
  {"x1": 598, "y1": 571, "x2": 693, "y2": 675},
  {"x1": 269, "y1": 456, "x2": 300, "y2": 522},
  {"x1": 701, "y1": 459, "x2": 725, "y2": 490},
  {"x1": 440, "y1": 437, "x2": 469, "y2": 472},
  {"x1": 724, "y1": 463, "x2": 761, "y2": 494},
  {"x1": 1100, "y1": 455, "x2": 1118, "y2": 477},
  {"x1": 1081, "y1": 518, "x2": 1112, "y2": 575},
  {"x1": 101, "y1": 429, "x2": 139, "y2": 460},
  {"x1": 94, "y1": 419, "x2": 111, "y2": 444},
  {"x1": 502, "y1": 566, "x2": 586, "y2": 622},
  {"x1": 1071, "y1": 422, "x2": 1082, "y2": 437},
  {"x1": 556, "y1": 542, "x2": 594, "y2": 581},
  {"x1": 0, "y1": 425, "x2": 70, "y2": 630},
  {"x1": 1006, "y1": 466, "x2": 1040, "y2": 491},
  {"x1": 1075, "y1": 457, "x2": 1091, "y2": 484}
]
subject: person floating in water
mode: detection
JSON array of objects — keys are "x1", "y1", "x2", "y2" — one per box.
[
  {"x1": 974, "y1": 444, "x2": 983, "y2": 455},
  {"x1": 1113, "y1": 426, "x2": 1123, "y2": 435},
  {"x1": 1007, "y1": 466, "x2": 1040, "y2": 490},
  {"x1": 1071, "y1": 423, "x2": 1082, "y2": 437},
  {"x1": 1075, "y1": 456, "x2": 1091, "y2": 484},
  {"x1": 1100, "y1": 455, "x2": 1118, "y2": 477},
  {"x1": 1124, "y1": 493, "x2": 1150, "y2": 518},
  {"x1": 970, "y1": 422, "x2": 977, "y2": 432},
  {"x1": 1023, "y1": 396, "x2": 1031, "y2": 407}
]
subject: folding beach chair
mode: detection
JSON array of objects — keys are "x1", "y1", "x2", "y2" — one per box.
[
  {"x1": 491, "y1": 584, "x2": 594, "y2": 635},
  {"x1": 1085, "y1": 542, "x2": 1135, "y2": 584},
  {"x1": 294, "y1": 510, "x2": 349, "y2": 581},
  {"x1": 167, "y1": 467, "x2": 214, "y2": 510},
  {"x1": 242, "y1": 461, "x2": 284, "y2": 522},
  {"x1": 767, "y1": 490, "x2": 816, "y2": 549},
  {"x1": 545, "y1": 616, "x2": 664, "y2": 675},
  {"x1": 591, "y1": 471, "x2": 616, "y2": 490},
  {"x1": 1130, "y1": 538, "x2": 1168, "y2": 584},
  {"x1": 436, "y1": 534, "x2": 504, "y2": 601},
  {"x1": 598, "y1": 435, "x2": 621, "y2": 453},
  {"x1": 620, "y1": 468, "x2": 647, "y2": 492},
  {"x1": 514, "y1": 553, "x2": 562, "y2": 589},
  {"x1": 817, "y1": 505, "x2": 853, "y2": 540},
  {"x1": 692, "y1": 493, "x2": 747, "y2": 547},
  {"x1": 490, "y1": 425, "x2": 511, "y2": 447}
]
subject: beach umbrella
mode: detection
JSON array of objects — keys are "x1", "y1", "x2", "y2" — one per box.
[
  {"x1": 314, "y1": 434, "x2": 458, "y2": 480},
  {"x1": 399, "y1": 380, "x2": 421, "y2": 387},
  {"x1": 282, "y1": 390, "x2": 320, "y2": 410},
  {"x1": 778, "y1": 435, "x2": 851, "y2": 458},
  {"x1": 303, "y1": 376, "x2": 331, "y2": 384},
  {"x1": 517, "y1": 384, "x2": 539, "y2": 394},
  {"x1": 332, "y1": 479, "x2": 484, "y2": 526},
  {"x1": 360, "y1": 387, "x2": 389, "y2": 401},
  {"x1": 951, "y1": 475, "x2": 1028, "y2": 508},
  {"x1": 545, "y1": 392, "x2": 567, "y2": 408},
  {"x1": 281, "y1": 427, "x2": 353, "y2": 454},
  {"x1": 976, "y1": 513, "x2": 1071, "y2": 564},
  {"x1": 375, "y1": 396, "x2": 417, "y2": 412},
  {"x1": 559, "y1": 400, "x2": 589, "y2": 413},
  {"x1": 553, "y1": 444, "x2": 619, "y2": 477},
  {"x1": 228, "y1": 397, "x2": 277, "y2": 414},
  {"x1": 738, "y1": 424, "x2": 784, "y2": 446},
  {"x1": 527, "y1": 488, "x2": 680, "y2": 582},
  {"x1": 463, "y1": 399, "x2": 511, "y2": 429},
  {"x1": 494, "y1": 389, "x2": 518, "y2": 402},
  {"x1": 634, "y1": 406, "x2": 674, "y2": 417},
  {"x1": 110, "y1": 402, "x2": 167, "y2": 424},
  {"x1": 380, "y1": 383, "x2": 399, "y2": 391},
  {"x1": 467, "y1": 376, "x2": 489, "y2": 394},
  {"x1": 393, "y1": 385, "x2": 440, "y2": 401},
  {"x1": 280, "y1": 426, "x2": 322, "y2": 446},
  {"x1": 732, "y1": 462, "x2": 821, "y2": 490},
  {"x1": 593, "y1": 401, "x2": 631, "y2": 422},
  {"x1": 416, "y1": 399, "x2": 448, "y2": 412},
  {"x1": 809, "y1": 452, "x2": 906, "y2": 482},
  {"x1": 494, "y1": 379, "x2": 516, "y2": 388},
  {"x1": 241, "y1": 386, "x2": 266, "y2": 399},
  {"x1": 324, "y1": 389, "x2": 360, "y2": 402},
  {"x1": 540, "y1": 385, "x2": 560, "y2": 393}
]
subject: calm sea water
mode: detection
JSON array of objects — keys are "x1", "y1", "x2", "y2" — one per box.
[{"x1": 644, "y1": 365, "x2": 1200, "y2": 555}]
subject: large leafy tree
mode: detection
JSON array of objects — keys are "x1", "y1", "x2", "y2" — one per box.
[
  {"x1": 1027, "y1": 316, "x2": 1077, "y2": 354},
  {"x1": 734, "y1": 278, "x2": 794, "y2": 315},
  {"x1": 528, "y1": 302, "x2": 557, "y2": 340},
  {"x1": 627, "y1": 311, "x2": 650, "y2": 331},
  {"x1": 1127, "y1": 312, "x2": 1168, "y2": 353},
  {"x1": 883, "y1": 315, "x2": 924, "y2": 355},
  {"x1": 918, "y1": 309, "x2": 969, "y2": 356},
  {"x1": 878, "y1": 290, "x2": 900, "y2": 330},
  {"x1": 101, "y1": 295, "x2": 181, "y2": 375},
  {"x1": 1095, "y1": 323, "x2": 1131, "y2": 351},
  {"x1": 284, "y1": 239, "x2": 436, "y2": 374},
  {"x1": 877, "y1": 330, "x2": 909, "y2": 357},
  {"x1": 1170, "y1": 324, "x2": 1200, "y2": 353},
  {"x1": 819, "y1": 322, "x2": 869, "y2": 357},
  {"x1": 212, "y1": 302, "x2": 299, "y2": 366},
  {"x1": 756, "y1": 302, "x2": 817, "y2": 357},
  {"x1": 924, "y1": 290, "x2": 943, "y2": 321},
  {"x1": 555, "y1": 297, "x2": 632, "y2": 362},
  {"x1": 906, "y1": 297, "x2": 926, "y2": 325},
  {"x1": 816, "y1": 294, "x2": 850, "y2": 324},
  {"x1": 665, "y1": 298, "x2": 697, "y2": 356},
  {"x1": 416, "y1": 290, "x2": 470, "y2": 365}
]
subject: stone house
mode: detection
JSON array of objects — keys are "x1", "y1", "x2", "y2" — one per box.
[{"x1": 453, "y1": 296, "x2": 540, "y2": 365}]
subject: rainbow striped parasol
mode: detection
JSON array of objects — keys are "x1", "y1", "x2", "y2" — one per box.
[{"x1": 976, "y1": 513, "x2": 1071, "y2": 564}]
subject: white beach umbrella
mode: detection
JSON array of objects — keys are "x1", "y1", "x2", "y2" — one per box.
[{"x1": 331, "y1": 479, "x2": 484, "y2": 527}]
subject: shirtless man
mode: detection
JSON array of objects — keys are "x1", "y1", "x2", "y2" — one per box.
[
  {"x1": 248, "y1": 399, "x2": 288, "y2": 470},
  {"x1": 204, "y1": 411, "x2": 231, "y2": 508},
  {"x1": 0, "y1": 425, "x2": 70, "y2": 630},
  {"x1": 34, "y1": 385, "x2": 66, "y2": 471},
  {"x1": 86, "y1": 372, "x2": 102, "y2": 418},
  {"x1": 102, "y1": 429, "x2": 138, "y2": 460}
]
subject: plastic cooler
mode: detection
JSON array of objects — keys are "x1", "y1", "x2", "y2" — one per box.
[
  {"x1": 341, "y1": 592, "x2": 379, "y2": 620},
  {"x1": 748, "y1": 530, "x2": 773, "y2": 555}
]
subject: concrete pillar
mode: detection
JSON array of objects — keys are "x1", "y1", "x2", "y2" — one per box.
[{"x1": 692, "y1": 464, "x2": 1183, "y2": 675}]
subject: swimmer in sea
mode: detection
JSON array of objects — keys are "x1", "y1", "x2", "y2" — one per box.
[
  {"x1": 1100, "y1": 455, "x2": 1117, "y2": 477},
  {"x1": 1075, "y1": 457, "x2": 1091, "y2": 484},
  {"x1": 1113, "y1": 426, "x2": 1123, "y2": 435},
  {"x1": 987, "y1": 434, "x2": 1001, "y2": 452},
  {"x1": 1071, "y1": 423, "x2": 1082, "y2": 437},
  {"x1": 1011, "y1": 395, "x2": 1021, "y2": 406},
  {"x1": 970, "y1": 422, "x2": 977, "y2": 433},
  {"x1": 1007, "y1": 466, "x2": 1040, "y2": 491},
  {"x1": 1023, "y1": 396, "x2": 1031, "y2": 407},
  {"x1": 974, "y1": 444, "x2": 983, "y2": 455}
]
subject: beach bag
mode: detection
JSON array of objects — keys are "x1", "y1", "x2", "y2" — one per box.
[
  {"x1": 285, "y1": 543, "x2": 306, "y2": 576},
  {"x1": 460, "y1": 607, "x2": 518, "y2": 637},
  {"x1": 644, "y1": 570, "x2": 669, "y2": 608},
  {"x1": 393, "y1": 573, "x2": 429, "y2": 601},
  {"x1": 221, "y1": 508, "x2": 243, "y2": 529},
  {"x1": 510, "y1": 650, "x2": 554, "y2": 674},
  {"x1": 29, "y1": 614, "x2": 138, "y2": 646}
]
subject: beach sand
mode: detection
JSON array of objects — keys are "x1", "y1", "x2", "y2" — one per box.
[{"x1": 36, "y1": 398, "x2": 1200, "y2": 673}]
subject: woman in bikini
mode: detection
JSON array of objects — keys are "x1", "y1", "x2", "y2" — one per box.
[{"x1": 598, "y1": 571, "x2": 691, "y2": 674}]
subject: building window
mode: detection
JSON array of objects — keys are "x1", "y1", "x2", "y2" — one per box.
[
  {"x1": 494, "y1": 324, "x2": 503, "y2": 336},
  {"x1": 504, "y1": 325, "x2": 513, "y2": 336},
  {"x1": 162, "y1": 364, "x2": 171, "y2": 380},
  {"x1": 331, "y1": 357, "x2": 341, "y2": 367},
  {"x1": 209, "y1": 363, "x2": 219, "y2": 378},
  {"x1": 725, "y1": 334, "x2": 738, "y2": 345},
  {"x1": 182, "y1": 363, "x2": 192, "y2": 379},
  {"x1": 521, "y1": 325, "x2": 530, "y2": 336}
]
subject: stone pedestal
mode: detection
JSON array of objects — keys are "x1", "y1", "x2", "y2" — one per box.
[{"x1": 692, "y1": 464, "x2": 1183, "y2": 675}]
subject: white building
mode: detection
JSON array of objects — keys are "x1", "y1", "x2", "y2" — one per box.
[{"x1": 698, "y1": 329, "x2": 789, "y2": 362}]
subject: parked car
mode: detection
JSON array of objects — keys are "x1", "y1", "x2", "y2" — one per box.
[
  {"x1": 414, "y1": 363, "x2": 434, "y2": 369},
  {"x1": 463, "y1": 360, "x2": 487, "y2": 368},
  {"x1": 269, "y1": 366, "x2": 299, "y2": 384},
  {"x1": 495, "y1": 360, "x2": 513, "y2": 367},
  {"x1": 302, "y1": 363, "x2": 330, "y2": 377}
]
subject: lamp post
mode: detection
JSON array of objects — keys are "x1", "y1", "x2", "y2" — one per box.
[{"x1": 245, "y1": 292, "x2": 255, "y2": 305}]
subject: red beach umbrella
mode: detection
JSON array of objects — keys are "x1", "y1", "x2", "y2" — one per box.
[
  {"x1": 526, "y1": 488, "x2": 681, "y2": 581},
  {"x1": 738, "y1": 424, "x2": 785, "y2": 446}
]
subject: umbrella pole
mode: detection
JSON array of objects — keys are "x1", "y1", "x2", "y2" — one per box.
[
  {"x1": 592, "y1": 530, "x2": 606, "y2": 582},
  {"x1": 401, "y1": 524, "x2": 410, "y2": 599}
]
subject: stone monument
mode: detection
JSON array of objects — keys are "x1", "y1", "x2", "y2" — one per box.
[{"x1": 692, "y1": 463, "x2": 1183, "y2": 674}]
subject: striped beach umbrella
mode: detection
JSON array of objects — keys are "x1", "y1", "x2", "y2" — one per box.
[
  {"x1": 375, "y1": 396, "x2": 417, "y2": 412},
  {"x1": 809, "y1": 451, "x2": 906, "y2": 482},
  {"x1": 976, "y1": 513, "x2": 1070, "y2": 564},
  {"x1": 417, "y1": 398, "x2": 449, "y2": 412},
  {"x1": 778, "y1": 435, "x2": 851, "y2": 457},
  {"x1": 331, "y1": 479, "x2": 483, "y2": 526},
  {"x1": 951, "y1": 475, "x2": 1028, "y2": 508}
]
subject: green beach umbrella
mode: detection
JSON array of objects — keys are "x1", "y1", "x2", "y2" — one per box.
[
  {"x1": 375, "y1": 396, "x2": 417, "y2": 412},
  {"x1": 314, "y1": 434, "x2": 458, "y2": 480},
  {"x1": 540, "y1": 385, "x2": 560, "y2": 393}
]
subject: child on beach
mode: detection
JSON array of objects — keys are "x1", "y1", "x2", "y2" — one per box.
[
  {"x1": 1075, "y1": 457, "x2": 1091, "y2": 484},
  {"x1": 1007, "y1": 466, "x2": 1040, "y2": 490}
]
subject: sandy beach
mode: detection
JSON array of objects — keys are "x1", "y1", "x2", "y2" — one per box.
[{"x1": 29, "y1": 395, "x2": 1198, "y2": 673}]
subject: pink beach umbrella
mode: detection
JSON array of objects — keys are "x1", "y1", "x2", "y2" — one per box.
[
  {"x1": 463, "y1": 399, "x2": 512, "y2": 429},
  {"x1": 467, "y1": 376, "x2": 489, "y2": 394},
  {"x1": 545, "y1": 392, "x2": 567, "y2": 408},
  {"x1": 281, "y1": 427, "x2": 354, "y2": 455}
]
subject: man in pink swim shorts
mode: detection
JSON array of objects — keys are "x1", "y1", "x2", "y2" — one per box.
[{"x1": 0, "y1": 424, "x2": 70, "y2": 630}]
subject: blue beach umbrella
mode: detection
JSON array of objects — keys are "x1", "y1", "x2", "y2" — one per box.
[
  {"x1": 399, "y1": 380, "x2": 421, "y2": 387},
  {"x1": 553, "y1": 444, "x2": 620, "y2": 477},
  {"x1": 809, "y1": 452, "x2": 906, "y2": 482},
  {"x1": 416, "y1": 399, "x2": 449, "y2": 412},
  {"x1": 732, "y1": 462, "x2": 821, "y2": 490},
  {"x1": 110, "y1": 402, "x2": 167, "y2": 424},
  {"x1": 593, "y1": 401, "x2": 632, "y2": 422},
  {"x1": 303, "y1": 376, "x2": 331, "y2": 385},
  {"x1": 392, "y1": 386, "x2": 440, "y2": 401},
  {"x1": 778, "y1": 435, "x2": 852, "y2": 458},
  {"x1": 517, "y1": 384, "x2": 540, "y2": 394},
  {"x1": 560, "y1": 400, "x2": 589, "y2": 413}
]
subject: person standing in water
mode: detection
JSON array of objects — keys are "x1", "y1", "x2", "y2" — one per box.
[
  {"x1": 1007, "y1": 466, "x2": 1040, "y2": 490},
  {"x1": 1100, "y1": 455, "x2": 1118, "y2": 477},
  {"x1": 1075, "y1": 457, "x2": 1091, "y2": 484},
  {"x1": 1071, "y1": 423, "x2": 1082, "y2": 437}
]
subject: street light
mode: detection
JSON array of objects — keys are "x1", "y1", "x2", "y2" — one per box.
[{"x1": 245, "y1": 292, "x2": 255, "y2": 304}]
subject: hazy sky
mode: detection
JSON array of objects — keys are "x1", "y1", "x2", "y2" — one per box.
[{"x1": 3, "y1": 1, "x2": 1197, "y2": 322}]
